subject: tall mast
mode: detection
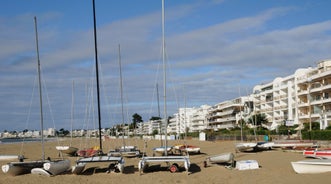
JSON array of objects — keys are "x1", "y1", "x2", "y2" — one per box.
[
  {"x1": 70, "y1": 80, "x2": 75, "y2": 145},
  {"x1": 118, "y1": 44, "x2": 125, "y2": 148},
  {"x1": 161, "y1": 0, "x2": 168, "y2": 156},
  {"x1": 92, "y1": 0, "x2": 102, "y2": 152},
  {"x1": 34, "y1": 16, "x2": 45, "y2": 161}
]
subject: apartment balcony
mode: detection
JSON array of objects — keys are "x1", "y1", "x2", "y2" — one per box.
[
  {"x1": 274, "y1": 105, "x2": 287, "y2": 110},
  {"x1": 207, "y1": 123, "x2": 235, "y2": 130},
  {"x1": 297, "y1": 90, "x2": 309, "y2": 96},
  {"x1": 208, "y1": 116, "x2": 236, "y2": 124},
  {"x1": 297, "y1": 101, "x2": 309, "y2": 107}
]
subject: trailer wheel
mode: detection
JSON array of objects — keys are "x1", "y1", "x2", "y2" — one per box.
[{"x1": 169, "y1": 164, "x2": 178, "y2": 173}]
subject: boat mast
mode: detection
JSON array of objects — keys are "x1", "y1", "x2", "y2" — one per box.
[
  {"x1": 34, "y1": 16, "x2": 45, "y2": 162},
  {"x1": 118, "y1": 44, "x2": 126, "y2": 148},
  {"x1": 92, "y1": 0, "x2": 103, "y2": 152},
  {"x1": 162, "y1": 0, "x2": 168, "y2": 156},
  {"x1": 156, "y1": 83, "x2": 162, "y2": 146},
  {"x1": 70, "y1": 80, "x2": 75, "y2": 146}
]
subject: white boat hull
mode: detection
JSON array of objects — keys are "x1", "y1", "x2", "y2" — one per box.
[
  {"x1": 207, "y1": 153, "x2": 234, "y2": 164},
  {"x1": 291, "y1": 159, "x2": 331, "y2": 174},
  {"x1": 273, "y1": 141, "x2": 315, "y2": 149},
  {"x1": 235, "y1": 142, "x2": 257, "y2": 152},
  {"x1": 153, "y1": 147, "x2": 172, "y2": 155},
  {"x1": 31, "y1": 168, "x2": 51, "y2": 176},
  {"x1": 72, "y1": 163, "x2": 86, "y2": 174},
  {"x1": 0, "y1": 155, "x2": 19, "y2": 161},
  {"x1": 2, "y1": 161, "x2": 45, "y2": 176},
  {"x1": 43, "y1": 159, "x2": 70, "y2": 175},
  {"x1": 108, "y1": 146, "x2": 141, "y2": 158},
  {"x1": 56, "y1": 146, "x2": 78, "y2": 156},
  {"x1": 173, "y1": 145, "x2": 201, "y2": 154},
  {"x1": 256, "y1": 142, "x2": 274, "y2": 150}
]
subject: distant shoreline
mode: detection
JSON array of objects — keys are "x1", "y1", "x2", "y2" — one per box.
[{"x1": 0, "y1": 137, "x2": 56, "y2": 144}]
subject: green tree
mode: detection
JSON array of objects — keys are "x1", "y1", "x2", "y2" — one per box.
[
  {"x1": 248, "y1": 113, "x2": 268, "y2": 126},
  {"x1": 152, "y1": 129, "x2": 158, "y2": 136},
  {"x1": 150, "y1": 116, "x2": 161, "y2": 120},
  {"x1": 132, "y1": 113, "x2": 143, "y2": 130}
]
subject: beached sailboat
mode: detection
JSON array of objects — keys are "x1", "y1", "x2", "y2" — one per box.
[
  {"x1": 56, "y1": 81, "x2": 78, "y2": 156},
  {"x1": 291, "y1": 159, "x2": 331, "y2": 174},
  {"x1": 2, "y1": 17, "x2": 70, "y2": 176},
  {"x1": 0, "y1": 155, "x2": 20, "y2": 161},
  {"x1": 204, "y1": 152, "x2": 234, "y2": 167},
  {"x1": 273, "y1": 140, "x2": 316, "y2": 150},
  {"x1": 138, "y1": 0, "x2": 190, "y2": 174},
  {"x1": 31, "y1": 159, "x2": 71, "y2": 176},
  {"x1": 173, "y1": 144, "x2": 200, "y2": 155},
  {"x1": 152, "y1": 146, "x2": 173, "y2": 156},
  {"x1": 303, "y1": 148, "x2": 331, "y2": 159},
  {"x1": 255, "y1": 141, "x2": 274, "y2": 151},
  {"x1": 71, "y1": 0, "x2": 125, "y2": 174},
  {"x1": 235, "y1": 142, "x2": 258, "y2": 152}
]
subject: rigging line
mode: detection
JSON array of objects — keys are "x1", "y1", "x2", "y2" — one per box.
[
  {"x1": 20, "y1": 75, "x2": 38, "y2": 156},
  {"x1": 147, "y1": 24, "x2": 167, "y2": 119},
  {"x1": 39, "y1": 67, "x2": 60, "y2": 148},
  {"x1": 147, "y1": 29, "x2": 166, "y2": 119},
  {"x1": 164, "y1": 46, "x2": 181, "y2": 114},
  {"x1": 98, "y1": 59, "x2": 113, "y2": 128},
  {"x1": 147, "y1": 53, "x2": 162, "y2": 118},
  {"x1": 79, "y1": 82, "x2": 90, "y2": 149},
  {"x1": 83, "y1": 65, "x2": 97, "y2": 138}
]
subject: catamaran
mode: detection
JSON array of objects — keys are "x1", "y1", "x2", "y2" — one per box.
[
  {"x1": 138, "y1": 0, "x2": 190, "y2": 174},
  {"x1": 2, "y1": 17, "x2": 70, "y2": 177},
  {"x1": 71, "y1": 0, "x2": 125, "y2": 174}
]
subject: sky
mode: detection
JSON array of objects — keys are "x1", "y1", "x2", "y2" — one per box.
[{"x1": 1, "y1": 0, "x2": 331, "y2": 132}]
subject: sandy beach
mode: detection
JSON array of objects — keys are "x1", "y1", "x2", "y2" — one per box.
[{"x1": 1, "y1": 138, "x2": 331, "y2": 184}]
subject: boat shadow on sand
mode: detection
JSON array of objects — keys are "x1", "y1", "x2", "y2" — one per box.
[
  {"x1": 78, "y1": 167, "x2": 124, "y2": 175},
  {"x1": 72, "y1": 164, "x2": 201, "y2": 175}
]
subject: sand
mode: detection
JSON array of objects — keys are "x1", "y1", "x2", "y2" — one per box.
[{"x1": 1, "y1": 138, "x2": 331, "y2": 184}]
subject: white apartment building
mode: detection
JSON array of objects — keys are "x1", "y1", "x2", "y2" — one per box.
[
  {"x1": 167, "y1": 105, "x2": 211, "y2": 134},
  {"x1": 207, "y1": 96, "x2": 253, "y2": 130},
  {"x1": 168, "y1": 107, "x2": 194, "y2": 135},
  {"x1": 116, "y1": 60, "x2": 331, "y2": 135},
  {"x1": 136, "y1": 119, "x2": 164, "y2": 135},
  {"x1": 190, "y1": 105, "x2": 211, "y2": 132},
  {"x1": 253, "y1": 75, "x2": 296, "y2": 130},
  {"x1": 253, "y1": 59, "x2": 331, "y2": 130}
]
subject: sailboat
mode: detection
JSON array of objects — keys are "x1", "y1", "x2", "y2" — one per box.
[
  {"x1": 56, "y1": 81, "x2": 79, "y2": 156},
  {"x1": 2, "y1": 17, "x2": 70, "y2": 177},
  {"x1": 291, "y1": 159, "x2": 331, "y2": 174},
  {"x1": 204, "y1": 152, "x2": 235, "y2": 168},
  {"x1": 107, "y1": 44, "x2": 140, "y2": 158},
  {"x1": 138, "y1": 0, "x2": 190, "y2": 174},
  {"x1": 71, "y1": 0, "x2": 124, "y2": 174},
  {"x1": 303, "y1": 148, "x2": 331, "y2": 159}
]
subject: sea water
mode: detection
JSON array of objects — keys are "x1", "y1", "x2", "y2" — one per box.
[{"x1": 0, "y1": 137, "x2": 54, "y2": 144}]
